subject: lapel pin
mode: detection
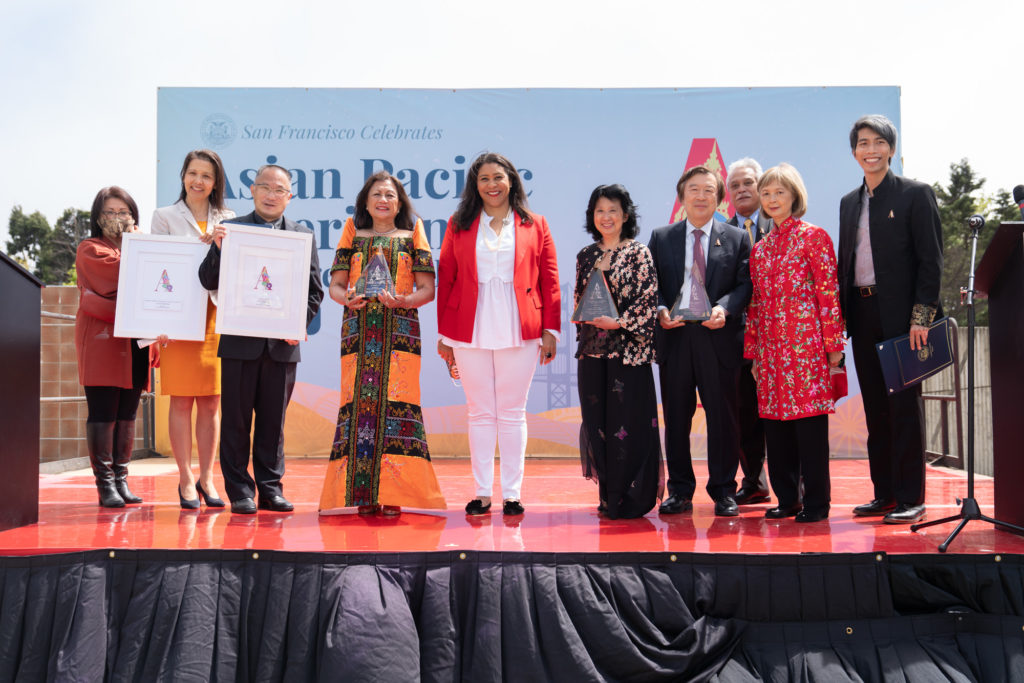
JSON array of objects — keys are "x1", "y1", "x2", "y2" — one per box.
[
  {"x1": 715, "y1": 238, "x2": 721, "y2": 247},
  {"x1": 888, "y1": 210, "x2": 894, "y2": 219}
]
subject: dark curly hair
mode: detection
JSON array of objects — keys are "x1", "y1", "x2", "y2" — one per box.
[
  {"x1": 451, "y1": 152, "x2": 532, "y2": 231},
  {"x1": 584, "y1": 184, "x2": 639, "y2": 241}
]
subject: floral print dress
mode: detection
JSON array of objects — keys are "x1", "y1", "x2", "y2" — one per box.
[
  {"x1": 574, "y1": 239, "x2": 663, "y2": 518},
  {"x1": 744, "y1": 217, "x2": 845, "y2": 420}
]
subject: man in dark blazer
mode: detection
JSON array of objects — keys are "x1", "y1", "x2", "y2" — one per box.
[
  {"x1": 649, "y1": 165, "x2": 752, "y2": 517},
  {"x1": 199, "y1": 164, "x2": 324, "y2": 514},
  {"x1": 726, "y1": 157, "x2": 773, "y2": 505},
  {"x1": 838, "y1": 115, "x2": 943, "y2": 524}
]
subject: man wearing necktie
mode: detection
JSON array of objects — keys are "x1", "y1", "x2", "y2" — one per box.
[
  {"x1": 199, "y1": 164, "x2": 325, "y2": 514},
  {"x1": 649, "y1": 165, "x2": 752, "y2": 516},
  {"x1": 726, "y1": 158, "x2": 774, "y2": 506}
]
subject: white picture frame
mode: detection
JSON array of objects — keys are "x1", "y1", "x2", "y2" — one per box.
[
  {"x1": 113, "y1": 233, "x2": 210, "y2": 341},
  {"x1": 215, "y1": 223, "x2": 312, "y2": 340}
]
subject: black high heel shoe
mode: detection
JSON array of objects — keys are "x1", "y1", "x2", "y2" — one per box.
[
  {"x1": 196, "y1": 482, "x2": 226, "y2": 508},
  {"x1": 179, "y1": 485, "x2": 200, "y2": 510}
]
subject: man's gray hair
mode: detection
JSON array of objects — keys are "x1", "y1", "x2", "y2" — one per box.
[{"x1": 727, "y1": 157, "x2": 763, "y2": 179}]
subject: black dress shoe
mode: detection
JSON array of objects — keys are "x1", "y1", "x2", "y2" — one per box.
[
  {"x1": 735, "y1": 489, "x2": 771, "y2": 505},
  {"x1": 795, "y1": 508, "x2": 829, "y2": 523},
  {"x1": 883, "y1": 504, "x2": 925, "y2": 524},
  {"x1": 658, "y1": 494, "x2": 693, "y2": 514},
  {"x1": 765, "y1": 504, "x2": 802, "y2": 519},
  {"x1": 231, "y1": 498, "x2": 257, "y2": 514},
  {"x1": 465, "y1": 499, "x2": 492, "y2": 515},
  {"x1": 852, "y1": 498, "x2": 896, "y2": 517},
  {"x1": 714, "y1": 496, "x2": 739, "y2": 517},
  {"x1": 503, "y1": 500, "x2": 525, "y2": 515},
  {"x1": 258, "y1": 495, "x2": 294, "y2": 512}
]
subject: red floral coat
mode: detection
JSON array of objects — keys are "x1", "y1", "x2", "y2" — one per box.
[{"x1": 744, "y1": 217, "x2": 845, "y2": 420}]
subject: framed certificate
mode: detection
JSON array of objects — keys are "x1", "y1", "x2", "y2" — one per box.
[
  {"x1": 215, "y1": 223, "x2": 312, "y2": 340},
  {"x1": 113, "y1": 233, "x2": 210, "y2": 341}
]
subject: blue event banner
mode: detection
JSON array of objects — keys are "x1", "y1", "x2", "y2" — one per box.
[{"x1": 156, "y1": 87, "x2": 900, "y2": 427}]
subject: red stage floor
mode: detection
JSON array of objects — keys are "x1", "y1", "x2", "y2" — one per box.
[{"x1": 4, "y1": 458, "x2": 1022, "y2": 555}]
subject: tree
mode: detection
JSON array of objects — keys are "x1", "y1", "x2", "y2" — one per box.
[
  {"x1": 6, "y1": 206, "x2": 51, "y2": 277},
  {"x1": 932, "y1": 159, "x2": 1017, "y2": 326},
  {"x1": 4, "y1": 205, "x2": 90, "y2": 284},
  {"x1": 47, "y1": 208, "x2": 91, "y2": 283}
]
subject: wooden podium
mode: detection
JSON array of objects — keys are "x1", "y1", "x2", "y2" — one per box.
[
  {"x1": 975, "y1": 222, "x2": 1024, "y2": 530},
  {"x1": 0, "y1": 252, "x2": 41, "y2": 531}
]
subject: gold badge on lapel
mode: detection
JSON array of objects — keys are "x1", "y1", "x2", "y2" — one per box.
[
  {"x1": 715, "y1": 238, "x2": 721, "y2": 247},
  {"x1": 888, "y1": 210, "x2": 894, "y2": 219}
]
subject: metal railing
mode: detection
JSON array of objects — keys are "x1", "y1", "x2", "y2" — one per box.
[
  {"x1": 923, "y1": 317, "x2": 964, "y2": 470},
  {"x1": 39, "y1": 309, "x2": 159, "y2": 457}
]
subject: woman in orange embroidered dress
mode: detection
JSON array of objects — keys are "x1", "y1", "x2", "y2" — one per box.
[{"x1": 319, "y1": 171, "x2": 446, "y2": 516}]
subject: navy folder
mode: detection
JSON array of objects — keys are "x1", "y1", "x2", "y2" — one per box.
[{"x1": 876, "y1": 317, "x2": 954, "y2": 394}]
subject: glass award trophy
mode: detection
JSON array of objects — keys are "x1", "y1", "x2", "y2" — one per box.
[
  {"x1": 352, "y1": 248, "x2": 396, "y2": 300},
  {"x1": 670, "y1": 277, "x2": 711, "y2": 321},
  {"x1": 571, "y1": 268, "x2": 619, "y2": 322}
]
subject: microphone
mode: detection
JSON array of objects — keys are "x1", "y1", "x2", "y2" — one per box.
[
  {"x1": 1013, "y1": 185, "x2": 1024, "y2": 221},
  {"x1": 967, "y1": 214, "x2": 985, "y2": 231}
]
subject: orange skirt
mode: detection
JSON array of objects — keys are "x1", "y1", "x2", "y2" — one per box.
[{"x1": 159, "y1": 299, "x2": 220, "y2": 396}]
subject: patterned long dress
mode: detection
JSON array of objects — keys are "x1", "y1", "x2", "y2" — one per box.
[
  {"x1": 743, "y1": 217, "x2": 845, "y2": 419},
  {"x1": 319, "y1": 218, "x2": 446, "y2": 511},
  {"x1": 574, "y1": 239, "x2": 664, "y2": 519}
]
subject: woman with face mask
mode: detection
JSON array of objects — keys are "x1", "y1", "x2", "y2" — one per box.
[{"x1": 75, "y1": 186, "x2": 154, "y2": 507}]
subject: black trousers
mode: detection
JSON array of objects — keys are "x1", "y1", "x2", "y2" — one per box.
[
  {"x1": 577, "y1": 356, "x2": 662, "y2": 519},
  {"x1": 763, "y1": 414, "x2": 830, "y2": 511},
  {"x1": 737, "y1": 360, "x2": 767, "y2": 494},
  {"x1": 219, "y1": 351, "x2": 296, "y2": 502},
  {"x1": 659, "y1": 327, "x2": 741, "y2": 501},
  {"x1": 84, "y1": 341, "x2": 148, "y2": 422},
  {"x1": 849, "y1": 294, "x2": 926, "y2": 505}
]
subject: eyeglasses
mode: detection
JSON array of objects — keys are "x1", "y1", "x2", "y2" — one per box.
[
  {"x1": 253, "y1": 183, "x2": 291, "y2": 197},
  {"x1": 102, "y1": 210, "x2": 133, "y2": 219}
]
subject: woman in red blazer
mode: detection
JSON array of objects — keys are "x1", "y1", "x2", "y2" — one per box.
[
  {"x1": 75, "y1": 186, "x2": 154, "y2": 508},
  {"x1": 437, "y1": 153, "x2": 561, "y2": 516}
]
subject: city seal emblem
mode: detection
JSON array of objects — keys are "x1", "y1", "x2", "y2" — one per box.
[
  {"x1": 200, "y1": 113, "x2": 237, "y2": 149},
  {"x1": 916, "y1": 343, "x2": 933, "y2": 362}
]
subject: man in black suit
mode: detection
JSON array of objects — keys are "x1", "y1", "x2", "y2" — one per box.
[
  {"x1": 726, "y1": 158, "x2": 773, "y2": 505},
  {"x1": 199, "y1": 164, "x2": 324, "y2": 514},
  {"x1": 838, "y1": 115, "x2": 943, "y2": 524},
  {"x1": 649, "y1": 165, "x2": 752, "y2": 517}
]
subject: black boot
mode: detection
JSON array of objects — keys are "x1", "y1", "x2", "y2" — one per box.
[
  {"x1": 87, "y1": 422, "x2": 124, "y2": 508},
  {"x1": 113, "y1": 419, "x2": 143, "y2": 504}
]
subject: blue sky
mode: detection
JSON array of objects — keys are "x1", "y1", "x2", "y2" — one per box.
[{"x1": 1, "y1": 0, "x2": 1020, "y2": 241}]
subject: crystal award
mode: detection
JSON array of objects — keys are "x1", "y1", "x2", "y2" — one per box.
[
  {"x1": 352, "y1": 248, "x2": 396, "y2": 300},
  {"x1": 669, "y1": 277, "x2": 711, "y2": 321},
  {"x1": 571, "y1": 268, "x2": 619, "y2": 322}
]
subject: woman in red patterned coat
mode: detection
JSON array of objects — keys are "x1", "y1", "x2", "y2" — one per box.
[
  {"x1": 744, "y1": 164, "x2": 845, "y2": 523},
  {"x1": 75, "y1": 186, "x2": 154, "y2": 508}
]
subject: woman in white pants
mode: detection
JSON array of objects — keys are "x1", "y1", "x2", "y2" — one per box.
[{"x1": 437, "y1": 153, "x2": 561, "y2": 516}]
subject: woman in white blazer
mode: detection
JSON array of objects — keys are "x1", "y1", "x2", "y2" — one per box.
[{"x1": 151, "y1": 149, "x2": 235, "y2": 508}]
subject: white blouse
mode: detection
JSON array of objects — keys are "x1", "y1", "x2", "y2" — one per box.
[{"x1": 442, "y1": 209, "x2": 526, "y2": 350}]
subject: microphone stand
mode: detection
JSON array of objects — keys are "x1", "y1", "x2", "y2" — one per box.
[{"x1": 911, "y1": 215, "x2": 1024, "y2": 551}]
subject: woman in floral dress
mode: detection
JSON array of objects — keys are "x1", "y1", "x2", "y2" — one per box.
[
  {"x1": 744, "y1": 164, "x2": 844, "y2": 523},
  {"x1": 574, "y1": 184, "x2": 662, "y2": 519},
  {"x1": 319, "y1": 171, "x2": 446, "y2": 516}
]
